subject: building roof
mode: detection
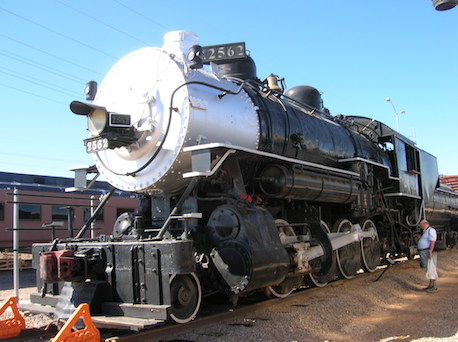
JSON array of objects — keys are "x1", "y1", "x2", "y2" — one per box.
[
  {"x1": 440, "y1": 175, "x2": 458, "y2": 193},
  {"x1": 0, "y1": 171, "x2": 132, "y2": 197}
]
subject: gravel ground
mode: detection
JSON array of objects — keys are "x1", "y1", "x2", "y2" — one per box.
[
  {"x1": 0, "y1": 249, "x2": 457, "y2": 341},
  {"x1": 166, "y1": 249, "x2": 458, "y2": 342},
  {"x1": 0, "y1": 269, "x2": 54, "y2": 330}
]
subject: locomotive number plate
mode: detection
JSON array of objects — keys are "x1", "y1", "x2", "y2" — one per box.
[
  {"x1": 85, "y1": 138, "x2": 108, "y2": 153},
  {"x1": 202, "y1": 42, "x2": 246, "y2": 63}
]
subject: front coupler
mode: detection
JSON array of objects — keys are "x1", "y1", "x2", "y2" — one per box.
[{"x1": 30, "y1": 239, "x2": 194, "y2": 321}]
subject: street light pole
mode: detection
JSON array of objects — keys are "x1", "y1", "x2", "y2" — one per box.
[{"x1": 385, "y1": 97, "x2": 405, "y2": 132}]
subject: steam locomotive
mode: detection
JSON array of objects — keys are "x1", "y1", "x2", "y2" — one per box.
[{"x1": 30, "y1": 31, "x2": 458, "y2": 327}]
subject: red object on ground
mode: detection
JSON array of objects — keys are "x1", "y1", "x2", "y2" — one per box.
[{"x1": 0, "y1": 297, "x2": 25, "y2": 339}]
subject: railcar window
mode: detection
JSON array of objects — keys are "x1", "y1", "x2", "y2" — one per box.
[
  {"x1": 378, "y1": 136, "x2": 395, "y2": 151},
  {"x1": 52, "y1": 206, "x2": 73, "y2": 221},
  {"x1": 378, "y1": 136, "x2": 398, "y2": 176},
  {"x1": 378, "y1": 141, "x2": 394, "y2": 151},
  {"x1": 19, "y1": 204, "x2": 41, "y2": 220},
  {"x1": 116, "y1": 208, "x2": 135, "y2": 217},
  {"x1": 0, "y1": 203, "x2": 4, "y2": 221},
  {"x1": 406, "y1": 145, "x2": 420, "y2": 173}
]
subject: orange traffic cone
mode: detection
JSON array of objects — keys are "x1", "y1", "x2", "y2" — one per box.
[
  {"x1": 0, "y1": 297, "x2": 26, "y2": 339},
  {"x1": 51, "y1": 303, "x2": 100, "y2": 342}
]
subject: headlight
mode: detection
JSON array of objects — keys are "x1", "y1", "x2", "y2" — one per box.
[
  {"x1": 70, "y1": 101, "x2": 109, "y2": 137},
  {"x1": 88, "y1": 108, "x2": 108, "y2": 136},
  {"x1": 70, "y1": 101, "x2": 137, "y2": 152}
]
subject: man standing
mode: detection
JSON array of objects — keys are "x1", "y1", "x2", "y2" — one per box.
[{"x1": 417, "y1": 219, "x2": 438, "y2": 292}]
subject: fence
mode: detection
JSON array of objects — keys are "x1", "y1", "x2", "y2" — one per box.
[{"x1": 4, "y1": 188, "x2": 102, "y2": 300}]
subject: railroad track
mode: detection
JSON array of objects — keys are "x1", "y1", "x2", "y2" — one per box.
[
  {"x1": 102, "y1": 265, "x2": 390, "y2": 341},
  {"x1": 102, "y1": 295, "x2": 289, "y2": 341},
  {"x1": 8, "y1": 262, "x2": 393, "y2": 341}
]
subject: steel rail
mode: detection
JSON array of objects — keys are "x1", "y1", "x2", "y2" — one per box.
[{"x1": 103, "y1": 263, "x2": 392, "y2": 341}]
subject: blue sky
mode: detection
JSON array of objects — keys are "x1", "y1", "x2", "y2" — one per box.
[{"x1": 1, "y1": 0, "x2": 457, "y2": 179}]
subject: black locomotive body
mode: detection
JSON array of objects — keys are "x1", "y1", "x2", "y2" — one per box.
[{"x1": 29, "y1": 31, "x2": 458, "y2": 327}]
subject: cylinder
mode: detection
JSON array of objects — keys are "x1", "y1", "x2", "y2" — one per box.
[{"x1": 259, "y1": 164, "x2": 359, "y2": 203}]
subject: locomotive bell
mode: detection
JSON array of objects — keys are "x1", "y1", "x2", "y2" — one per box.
[{"x1": 266, "y1": 74, "x2": 282, "y2": 92}]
